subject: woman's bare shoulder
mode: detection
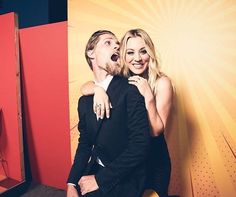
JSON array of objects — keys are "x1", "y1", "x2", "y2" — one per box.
[{"x1": 157, "y1": 75, "x2": 173, "y2": 91}]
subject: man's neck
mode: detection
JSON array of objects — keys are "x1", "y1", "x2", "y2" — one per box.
[{"x1": 93, "y1": 66, "x2": 111, "y2": 82}]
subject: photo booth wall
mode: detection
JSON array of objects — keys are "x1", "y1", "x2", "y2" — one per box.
[
  {"x1": 0, "y1": 12, "x2": 24, "y2": 188},
  {"x1": 19, "y1": 21, "x2": 71, "y2": 190},
  {"x1": 1, "y1": 12, "x2": 71, "y2": 191},
  {"x1": 68, "y1": 1, "x2": 236, "y2": 197}
]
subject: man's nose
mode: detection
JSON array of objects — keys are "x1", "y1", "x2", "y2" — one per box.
[{"x1": 113, "y1": 43, "x2": 119, "y2": 50}]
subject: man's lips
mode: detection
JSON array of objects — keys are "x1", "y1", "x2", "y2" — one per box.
[{"x1": 111, "y1": 53, "x2": 119, "y2": 62}]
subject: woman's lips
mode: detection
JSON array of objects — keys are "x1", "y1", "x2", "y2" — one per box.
[{"x1": 132, "y1": 63, "x2": 143, "y2": 69}]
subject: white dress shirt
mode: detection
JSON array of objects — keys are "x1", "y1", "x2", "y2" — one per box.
[{"x1": 94, "y1": 74, "x2": 113, "y2": 91}]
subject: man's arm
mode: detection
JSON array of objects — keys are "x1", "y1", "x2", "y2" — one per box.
[
  {"x1": 67, "y1": 97, "x2": 92, "y2": 185},
  {"x1": 95, "y1": 86, "x2": 150, "y2": 194}
]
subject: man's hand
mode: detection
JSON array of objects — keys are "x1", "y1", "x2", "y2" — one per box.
[
  {"x1": 78, "y1": 175, "x2": 99, "y2": 195},
  {"x1": 67, "y1": 185, "x2": 79, "y2": 197}
]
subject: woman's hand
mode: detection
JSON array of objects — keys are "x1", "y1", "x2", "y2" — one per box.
[
  {"x1": 93, "y1": 86, "x2": 112, "y2": 119},
  {"x1": 128, "y1": 76, "x2": 154, "y2": 103}
]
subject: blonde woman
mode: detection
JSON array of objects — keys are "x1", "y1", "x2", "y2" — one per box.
[{"x1": 81, "y1": 29, "x2": 173, "y2": 197}]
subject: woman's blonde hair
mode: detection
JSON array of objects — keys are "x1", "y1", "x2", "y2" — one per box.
[{"x1": 120, "y1": 28, "x2": 164, "y2": 95}]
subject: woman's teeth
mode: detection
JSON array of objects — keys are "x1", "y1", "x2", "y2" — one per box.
[{"x1": 133, "y1": 64, "x2": 143, "y2": 68}]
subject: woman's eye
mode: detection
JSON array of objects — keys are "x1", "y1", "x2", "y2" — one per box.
[
  {"x1": 127, "y1": 51, "x2": 134, "y2": 55},
  {"x1": 140, "y1": 49, "x2": 147, "y2": 55}
]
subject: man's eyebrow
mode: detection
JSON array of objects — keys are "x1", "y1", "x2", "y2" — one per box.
[
  {"x1": 104, "y1": 37, "x2": 114, "y2": 40},
  {"x1": 104, "y1": 38, "x2": 120, "y2": 45}
]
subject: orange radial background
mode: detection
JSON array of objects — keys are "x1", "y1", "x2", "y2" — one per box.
[{"x1": 68, "y1": 1, "x2": 236, "y2": 196}]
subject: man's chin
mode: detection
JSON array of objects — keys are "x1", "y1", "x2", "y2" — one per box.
[
  {"x1": 108, "y1": 69, "x2": 120, "y2": 76},
  {"x1": 106, "y1": 63, "x2": 121, "y2": 75},
  {"x1": 111, "y1": 65, "x2": 121, "y2": 75}
]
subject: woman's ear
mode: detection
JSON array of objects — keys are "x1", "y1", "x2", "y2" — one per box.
[{"x1": 87, "y1": 49, "x2": 94, "y2": 59}]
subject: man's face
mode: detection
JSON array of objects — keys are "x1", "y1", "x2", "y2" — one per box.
[{"x1": 92, "y1": 33, "x2": 120, "y2": 75}]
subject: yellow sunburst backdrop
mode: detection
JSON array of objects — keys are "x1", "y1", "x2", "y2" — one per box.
[{"x1": 68, "y1": 0, "x2": 236, "y2": 196}]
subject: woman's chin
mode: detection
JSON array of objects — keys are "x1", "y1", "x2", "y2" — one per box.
[{"x1": 130, "y1": 68, "x2": 145, "y2": 75}]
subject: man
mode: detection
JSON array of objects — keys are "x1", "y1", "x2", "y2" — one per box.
[{"x1": 67, "y1": 30, "x2": 150, "y2": 197}]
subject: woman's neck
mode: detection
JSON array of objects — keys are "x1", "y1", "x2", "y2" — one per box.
[{"x1": 129, "y1": 69, "x2": 148, "y2": 79}]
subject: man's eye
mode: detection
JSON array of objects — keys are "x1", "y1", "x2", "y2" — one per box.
[{"x1": 105, "y1": 41, "x2": 111, "y2": 45}]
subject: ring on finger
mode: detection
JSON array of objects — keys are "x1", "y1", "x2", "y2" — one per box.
[{"x1": 95, "y1": 103, "x2": 101, "y2": 109}]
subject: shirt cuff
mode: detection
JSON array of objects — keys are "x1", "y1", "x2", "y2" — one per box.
[{"x1": 67, "y1": 183, "x2": 76, "y2": 187}]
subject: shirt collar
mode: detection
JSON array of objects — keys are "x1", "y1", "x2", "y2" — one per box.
[{"x1": 94, "y1": 75, "x2": 113, "y2": 91}]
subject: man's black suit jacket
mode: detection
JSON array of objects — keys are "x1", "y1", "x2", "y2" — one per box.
[{"x1": 67, "y1": 75, "x2": 150, "y2": 196}]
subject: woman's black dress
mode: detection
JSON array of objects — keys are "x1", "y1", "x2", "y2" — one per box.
[{"x1": 146, "y1": 132, "x2": 171, "y2": 197}]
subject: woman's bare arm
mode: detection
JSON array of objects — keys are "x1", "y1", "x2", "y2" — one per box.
[
  {"x1": 147, "y1": 76, "x2": 173, "y2": 136},
  {"x1": 80, "y1": 81, "x2": 96, "y2": 96},
  {"x1": 129, "y1": 76, "x2": 173, "y2": 136},
  {"x1": 80, "y1": 81, "x2": 111, "y2": 119}
]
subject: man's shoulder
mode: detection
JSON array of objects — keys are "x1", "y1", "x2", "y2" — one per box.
[
  {"x1": 113, "y1": 75, "x2": 140, "y2": 94},
  {"x1": 78, "y1": 95, "x2": 92, "y2": 106},
  {"x1": 113, "y1": 75, "x2": 128, "y2": 83}
]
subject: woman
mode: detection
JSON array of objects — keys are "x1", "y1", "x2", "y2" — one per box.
[{"x1": 81, "y1": 29, "x2": 173, "y2": 197}]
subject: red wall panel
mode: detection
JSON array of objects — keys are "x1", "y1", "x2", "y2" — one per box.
[
  {"x1": 19, "y1": 21, "x2": 71, "y2": 190},
  {"x1": 0, "y1": 13, "x2": 24, "y2": 181}
]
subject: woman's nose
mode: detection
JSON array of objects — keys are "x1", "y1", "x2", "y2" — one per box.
[{"x1": 134, "y1": 53, "x2": 141, "y2": 61}]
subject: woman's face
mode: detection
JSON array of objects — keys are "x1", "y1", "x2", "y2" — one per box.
[{"x1": 125, "y1": 36, "x2": 150, "y2": 75}]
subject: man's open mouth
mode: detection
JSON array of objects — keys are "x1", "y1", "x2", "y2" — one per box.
[{"x1": 111, "y1": 53, "x2": 119, "y2": 62}]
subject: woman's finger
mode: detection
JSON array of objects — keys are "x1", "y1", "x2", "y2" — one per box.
[
  {"x1": 128, "y1": 81, "x2": 138, "y2": 86},
  {"x1": 93, "y1": 102, "x2": 97, "y2": 113},
  {"x1": 95, "y1": 103, "x2": 101, "y2": 119},
  {"x1": 100, "y1": 103, "x2": 105, "y2": 119},
  {"x1": 128, "y1": 75, "x2": 141, "y2": 81},
  {"x1": 105, "y1": 101, "x2": 111, "y2": 118}
]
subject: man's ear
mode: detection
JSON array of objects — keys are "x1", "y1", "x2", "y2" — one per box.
[{"x1": 87, "y1": 49, "x2": 95, "y2": 59}]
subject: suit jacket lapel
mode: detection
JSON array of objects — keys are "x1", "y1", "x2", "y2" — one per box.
[
  {"x1": 106, "y1": 75, "x2": 123, "y2": 108},
  {"x1": 86, "y1": 96, "x2": 99, "y2": 134}
]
